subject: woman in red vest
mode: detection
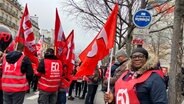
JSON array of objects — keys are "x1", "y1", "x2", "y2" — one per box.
[{"x1": 104, "y1": 46, "x2": 168, "y2": 104}]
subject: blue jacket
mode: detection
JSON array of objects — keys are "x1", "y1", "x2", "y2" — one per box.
[
  {"x1": 123, "y1": 55, "x2": 168, "y2": 104},
  {"x1": 123, "y1": 72, "x2": 167, "y2": 104}
]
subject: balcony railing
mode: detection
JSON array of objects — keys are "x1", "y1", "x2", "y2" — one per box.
[
  {"x1": 30, "y1": 19, "x2": 39, "y2": 28},
  {"x1": 0, "y1": 16, "x2": 19, "y2": 30},
  {"x1": 0, "y1": 3, "x2": 19, "y2": 18},
  {"x1": 7, "y1": 0, "x2": 22, "y2": 11}
]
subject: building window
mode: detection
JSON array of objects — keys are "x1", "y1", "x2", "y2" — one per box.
[
  {"x1": 10, "y1": 17, "x2": 12, "y2": 21},
  {"x1": 2, "y1": 12, "x2": 4, "y2": 17},
  {"x1": 7, "y1": 3, "x2": 9, "y2": 7}
]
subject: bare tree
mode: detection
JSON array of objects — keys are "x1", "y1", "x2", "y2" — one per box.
[
  {"x1": 60, "y1": 0, "x2": 184, "y2": 103},
  {"x1": 169, "y1": 0, "x2": 184, "y2": 103},
  {"x1": 145, "y1": 13, "x2": 173, "y2": 59},
  {"x1": 61, "y1": 0, "x2": 174, "y2": 56}
]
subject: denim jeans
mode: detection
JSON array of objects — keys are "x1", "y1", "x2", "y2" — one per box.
[{"x1": 57, "y1": 90, "x2": 66, "y2": 104}]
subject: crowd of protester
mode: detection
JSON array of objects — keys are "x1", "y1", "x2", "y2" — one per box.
[{"x1": 0, "y1": 24, "x2": 173, "y2": 104}]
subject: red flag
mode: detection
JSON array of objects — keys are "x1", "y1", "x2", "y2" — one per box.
[
  {"x1": 36, "y1": 34, "x2": 44, "y2": 58},
  {"x1": 6, "y1": 40, "x2": 16, "y2": 52},
  {"x1": 65, "y1": 30, "x2": 75, "y2": 75},
  {"x1": 75, "y1": 4, "x2": 118, "y2": 77},
  {"x1": 16, "y1": 4, "x2": 39, "y2": 67},
  {"x1": 54, "y1": 8, "x2": 67, "y2": 62},
  {"x1": 61, "y1": 30, "x2": 75, "y2": 88}
]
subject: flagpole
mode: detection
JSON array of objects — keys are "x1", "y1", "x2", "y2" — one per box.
[
  {"x1": 15, "y1": 42, "x2": 18, "y2": 51},
  {"x1": 106, "y1": 48, "x2": 114, "y2": 100},
  {"x1": 106, "y1": 2, "x2": 118, "y2": 95},
  {"x1": 54, "y1": 46, "x2": 57, "y2": 56}
]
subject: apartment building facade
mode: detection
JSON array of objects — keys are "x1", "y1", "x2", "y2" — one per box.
[{"x1": 0, "y1": 0, "x2": 40, "y2": 41}]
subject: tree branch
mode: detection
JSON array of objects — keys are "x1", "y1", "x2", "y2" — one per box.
[{"x1": 149, "y1": 25, "x2": 173, "y2": 33}]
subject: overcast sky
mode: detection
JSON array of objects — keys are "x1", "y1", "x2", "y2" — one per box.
[{"x1": 18, "y1": 0, "x2": 96, "y2": 53}]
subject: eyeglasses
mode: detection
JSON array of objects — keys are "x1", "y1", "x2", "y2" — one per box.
[{"x1": 131, "y1": 54, "x2": 145, "y2": 59}]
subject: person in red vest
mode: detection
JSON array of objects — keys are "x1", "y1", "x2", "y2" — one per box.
[
  {"x1": 1, "y1": 51, "x2": 33, "y2": 104},
  {"x1": 37, "y1": 48, "x2": 62, "y2": 104},
  {"x1": 0, "y1": 25, "x2": 13, "y2": 104},
  {"x1": 0, "y1": 25, "x2": 33, "y2": 104},
  {"x1": 104, "y1": 46, "x2": 168, "y2": 104}
]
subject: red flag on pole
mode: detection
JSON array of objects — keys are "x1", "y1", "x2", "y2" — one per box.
[
  {"x1": 75, "y1": 4, "x2": 118, "y2": 77},
  {"x1": 54, "y1": 8, "x2": 67, "y2": 62},
  {"x1": 61, "y1": 30, "x2": 75, "y2": 88},
  {"x1": 65, "y1": 30, "x2": 75, "y2": 75},
  {"x1": 16, "y1": 4, "x2": 39, "y2": 67},
  {"x1": 36, "y1": 34, "x2": 44, "y2": 58}
]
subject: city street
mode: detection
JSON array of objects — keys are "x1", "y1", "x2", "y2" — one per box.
[
  {"x1": 0, "y1": 0, "x2": 178, "y2": 103},
  {"x1": 24, "y1": 87, "x2": 105, "y2": 104}
]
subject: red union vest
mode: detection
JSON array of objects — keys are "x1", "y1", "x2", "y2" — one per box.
[
  {"x1": 115, "y1": 70, "x2": 164, "y2": 104},
  {"x1": 38, "y1": 59, "x2": 62, "y2": 92},
  {"x1": 2, "y1": 55, "x2": 29, "y2": 92},
  {"x1": 0, "y1": 53, "x2": 5, "y2": 90}
]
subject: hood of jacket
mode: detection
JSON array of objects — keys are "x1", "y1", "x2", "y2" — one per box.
[
  {"x1": 6, "y1": 51, "x2": 22, "y2": 64},
  {"x1": 127, "y1": 53, "x2": 159, "y2": 74}
]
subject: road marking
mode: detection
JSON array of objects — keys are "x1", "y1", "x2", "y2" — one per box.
[
  {"x1": 26, "y1": 91, "x2": 39, "y2": 100},
  {"x1": 26, "y1": 94, "x2": 39, "y2": 100}
]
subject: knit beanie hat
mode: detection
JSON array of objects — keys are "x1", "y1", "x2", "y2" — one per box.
[
  {"x1": 45, "y1": 48, "x2": 54, "y2": 56},
  {"x1": 131, "y1": 47, "x2": 149, "y2": 59},
  {"x1": 115, "y1": 48, "x2": 127, "y2": 59}
]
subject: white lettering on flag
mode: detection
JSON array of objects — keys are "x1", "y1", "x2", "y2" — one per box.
[
  {"x1": 97, "y1": 27, "x2": 108, "y2": 46},
  {"x1": 66, "y1": 42, "x2": 71, "y2": 60},
  {"x1": 87, "y1": 41, "x2": 97, "y2": 57}
]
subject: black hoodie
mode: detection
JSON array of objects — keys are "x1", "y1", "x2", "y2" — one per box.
[{"x1": 5, "y1": 51, "x2": 33, "y2": 83}]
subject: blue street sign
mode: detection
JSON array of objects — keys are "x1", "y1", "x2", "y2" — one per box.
[{"x1": 133, "y1": 9, "x2": 152, "y2": 28}]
